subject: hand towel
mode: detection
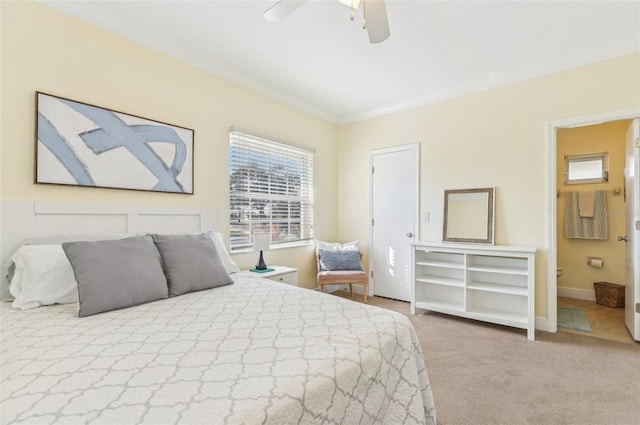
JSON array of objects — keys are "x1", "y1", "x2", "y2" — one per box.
[
  {"x1": 578, "y1": 191, "x2": 595, "y2": 218},
  {"x1": 565, "y1": 190, "x2": 608, "y2": 240}
]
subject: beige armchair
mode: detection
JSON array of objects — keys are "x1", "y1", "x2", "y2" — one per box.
[{"x1": 316, "y1": 251, "x2": 368, "y2": 303}]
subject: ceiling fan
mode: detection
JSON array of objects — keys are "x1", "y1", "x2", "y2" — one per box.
[{"x1": 264, "y1": 0, "x2": 390, "y2": 44}]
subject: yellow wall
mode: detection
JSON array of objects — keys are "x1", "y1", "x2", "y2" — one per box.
[
  {"x1": 556, "y1": 121, "x2": 629, "y2": 293},
  {"x1": 338, "y1": 54, "x2": 640, "y2": 320},
  {"x1": 0, "y1": 1, "x2": 339, "y2": 288}
]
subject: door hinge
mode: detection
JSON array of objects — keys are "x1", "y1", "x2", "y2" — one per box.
[
  {"x1": 635, "y1": 137, "x2": 640, "y2": 149},
  {"x1": 371, "y1": 270, "x2": 373, "y2": 278},
  {"x1": 372, "y1": 218, "x2": 374, "y2": 226},
  {"x1": 372, "y1": 166, "x2": 374, "y2": 174}
]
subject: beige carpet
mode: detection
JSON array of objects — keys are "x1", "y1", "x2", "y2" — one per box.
[{"x1": 335, "y1": 292, "x2": 640, "y2": 425}]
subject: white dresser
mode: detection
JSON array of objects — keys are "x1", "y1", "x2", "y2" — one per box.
[{"x1": 411, "y1": 242, "x2": 536, "y2": 340}]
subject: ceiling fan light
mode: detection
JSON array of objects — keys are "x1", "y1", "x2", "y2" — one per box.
[{"x1": 338, "y1": 0, "x2": 361, "y2": 10}]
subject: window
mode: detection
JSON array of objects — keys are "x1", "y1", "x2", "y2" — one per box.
[
  {"x1": 564, "y1": 152, "x2": 608, "y2": 184},
  {"x1": 229, "y1": 130, "x2": 314, "y2": 252}
]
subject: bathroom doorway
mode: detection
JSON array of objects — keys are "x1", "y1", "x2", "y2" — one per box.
[{"x1": 548, "y1": 112, "x2": 639, "y2": 344}]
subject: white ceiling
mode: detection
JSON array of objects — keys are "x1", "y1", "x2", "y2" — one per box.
[{"x1": 40, "y1": 0, "x2": 640, "y2": 124}]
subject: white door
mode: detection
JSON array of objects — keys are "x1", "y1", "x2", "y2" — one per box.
[
  {"x1": 370, "y1": 144, "x2": 418, "y2": 301},
  {"x1": 624, "y1": 118, "x2": 640, "y2": 341}
]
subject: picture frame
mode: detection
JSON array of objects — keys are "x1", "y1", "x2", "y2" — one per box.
[{"x1": 35, "y1": 92, "x2": 194, "y2": 194}]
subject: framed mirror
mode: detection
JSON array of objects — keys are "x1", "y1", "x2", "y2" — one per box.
[{"x1": 443, "y1": 187, "x2": 495, "y2": 244}]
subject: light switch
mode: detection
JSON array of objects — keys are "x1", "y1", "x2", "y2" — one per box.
[{"x1": 422, "y1": 212, "x2": 430, "y2": 222}]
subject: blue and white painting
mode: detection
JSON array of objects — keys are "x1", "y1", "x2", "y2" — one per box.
[{"x1": 36, "y1": 92, "x2": 194, "y2": 194}]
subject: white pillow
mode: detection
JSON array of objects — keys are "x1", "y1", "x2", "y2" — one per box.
[
  {"x1": 210, "y1": 232, "x2": 240, "y2": 274},
  {"x1": 10, "y1": 245, "x2": 78, "y2": 310},
  {"x1": 6, "y1": 234, "x2": 132, "y2": 284},
  {"x1": 316, "y1": 240, "x2": 359, "y2": 253}
]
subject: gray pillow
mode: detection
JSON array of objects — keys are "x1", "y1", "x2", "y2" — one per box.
[
  {"x1": 62, "y1": 235, "x2": 168, "y2": 317},
  {"x1": 318, "y1": 249, "x2": 363, "y2": 271},
  {"x1": 152, "y1": 232, "x2": 233, "y2": 297}
]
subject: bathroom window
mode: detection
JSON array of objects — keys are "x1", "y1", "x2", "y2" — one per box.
[{"x1": 564, "y1": 152, "x2": 608, "y2": 184}]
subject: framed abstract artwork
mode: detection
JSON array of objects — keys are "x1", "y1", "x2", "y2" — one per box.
[{"x1": 35, "y1": 92, "x2": 194, "y2": 194}]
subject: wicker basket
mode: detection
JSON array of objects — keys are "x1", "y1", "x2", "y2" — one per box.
[{"x1": 593, "y1": 282, "x2": 625, "y2": 308}]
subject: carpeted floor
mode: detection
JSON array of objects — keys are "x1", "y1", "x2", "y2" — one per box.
[
  {"x1": 335, "y1": 292, "x2": 640, "y2": 425},
  {"x1": 557, "y1": 306, "x2": 592, "y2": 332}
]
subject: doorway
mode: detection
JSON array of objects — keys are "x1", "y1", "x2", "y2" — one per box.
[
  {"x1": 547, "y1": 109, "x2": 640, "y2": 342},
  {"x1": 370, "y1": 144, "x2": 419, "y2": 302}
]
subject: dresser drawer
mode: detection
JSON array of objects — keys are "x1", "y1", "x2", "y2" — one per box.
[{"x1": 268, "y1": 271, "x2": 298, "y2": 286}]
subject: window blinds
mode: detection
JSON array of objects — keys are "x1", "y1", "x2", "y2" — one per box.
[{"x1": 229, "y1": 130, "x2": 314, "y2": 251}]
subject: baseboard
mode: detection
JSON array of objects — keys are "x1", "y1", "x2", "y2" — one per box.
[
  {"x1": 558, "y1": 287, "x2": 596, "y2": 301},
  {"x1": 535, "y1": 316, "x2": 551, "y2": 333},
  {"x1": 324, "y1": 284, "x2": 350, "y2": 293},
  {"x1": 326, "y1": 285, "x2": 369, "y2": 296}
]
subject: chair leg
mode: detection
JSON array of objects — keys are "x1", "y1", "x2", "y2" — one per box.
[
  {"x1": 349, "y1": 283, "x2": 354, "y2": 297},
  {"x1": 363, "y1": 284, "x2": 367, "y2": 304}
]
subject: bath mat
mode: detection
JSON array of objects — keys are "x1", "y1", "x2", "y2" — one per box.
[{"x1": 557, "y1": 306, "x2": 592, "y2": 332}]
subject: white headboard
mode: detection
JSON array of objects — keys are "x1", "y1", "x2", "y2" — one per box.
[{"x1": 0, "y1": 202, "x2": 220, "y2": 300}]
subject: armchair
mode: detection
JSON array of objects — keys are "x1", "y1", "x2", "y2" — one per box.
[{"x1": 316, "y1": 249, "x2": 368, "y2": 303}]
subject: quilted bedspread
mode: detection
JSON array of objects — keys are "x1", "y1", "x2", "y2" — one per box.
[{"x1": 1, "y1": 274, "x2": 436, "y2": 425}]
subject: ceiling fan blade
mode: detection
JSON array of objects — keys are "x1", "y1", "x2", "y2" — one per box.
[
  {"x1": 365, "y1": 0, "x2": 390, "y2": 44},
  {"x1": 264, "y1": 0, "x2": 306, "y2": 22}
]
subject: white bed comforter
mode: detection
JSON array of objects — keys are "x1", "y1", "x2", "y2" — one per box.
[{"x1": 1, "y1": 274, "x2": 436, "y2": 425}]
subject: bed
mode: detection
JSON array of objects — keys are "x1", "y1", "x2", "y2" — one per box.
[{"x1": 0, "y1": 202, "x2": 436, "y2": 425}]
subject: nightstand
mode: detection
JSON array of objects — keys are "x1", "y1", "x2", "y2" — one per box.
[{"x1": 238, "y1": 266, "x2": 298, "y2": 286}]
